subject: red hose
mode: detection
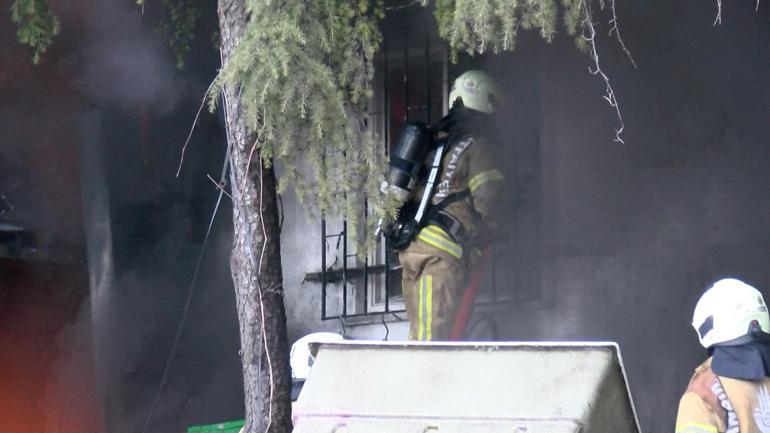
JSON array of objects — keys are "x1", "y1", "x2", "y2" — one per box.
[{"x1": 450, "y1": 248, "x2": 493, "y2": 340}]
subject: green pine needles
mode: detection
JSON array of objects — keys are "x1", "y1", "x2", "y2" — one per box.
[
  {"x1": 425, "y1": 0, "x2": 586, "y2": 59},
  {"x1": 211, "y1": 0, "x2": 389, "y2": 246},
  {"x1": 159, "y1": 0, "x2": 201, "y2": 68},
  {"x1": 425, "y1": 0, "x2": 629, "y2": 142},
  {"x1": 10, "y1": 0, "x2": 61, "y2": 64},
  {"x1": 210, "y1": 0, "x2": 619, "y2": 248},
  {"x1": 11, "y1": 0, "x2": 631, "y2": 244}
]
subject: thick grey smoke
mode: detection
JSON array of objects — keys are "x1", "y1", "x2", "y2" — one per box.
[{"x1": 76, "y1": 0, "x2": 180, "y2": 112}]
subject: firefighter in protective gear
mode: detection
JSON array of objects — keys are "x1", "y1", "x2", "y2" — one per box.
[
  {"x1": 676, "y1": 278, "x2": 770, "y2": 433},
  {"x1": 398, "y1": 70, "x2": 505, "y2": 341}
]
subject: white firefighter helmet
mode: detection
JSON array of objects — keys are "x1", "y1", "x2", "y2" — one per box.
[
  {"x1": 448, "y1": 70, "x2": 500, "y2": 114},
  {"x1": 692, "y1": 278, "x2": 770, "y2": 348},
  {"x1": 290, "y1": 332, "x2": 345, "y2": 380}
]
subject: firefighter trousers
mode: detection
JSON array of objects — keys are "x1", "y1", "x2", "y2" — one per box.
[{"x1": 399, "y1": 225, "x2": 468, "y2": 341}]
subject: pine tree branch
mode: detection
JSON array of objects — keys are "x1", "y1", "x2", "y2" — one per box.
[{"x1": 10, "y1": 0, "x2": 61, "y2": 64}]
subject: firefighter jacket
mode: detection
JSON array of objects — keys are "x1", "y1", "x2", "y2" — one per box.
[
  {"x1": 410, "y1": 131, "x2": 504, "y2": 260},
  {"x1": 676, "y1": 357, "x2": 770, "y2": 433},
  {"x1": 398, "y1": 130, "x2": 504, "y2": 340}
]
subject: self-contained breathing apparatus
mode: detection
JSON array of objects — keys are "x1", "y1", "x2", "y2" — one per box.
[{"x1": 377, "y1": 120, "x2": 469, "y2": 250}]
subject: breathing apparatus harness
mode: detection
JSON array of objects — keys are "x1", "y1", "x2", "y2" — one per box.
[{"x1": 378, "y1": 107, "x2": 483, "y2": 251}]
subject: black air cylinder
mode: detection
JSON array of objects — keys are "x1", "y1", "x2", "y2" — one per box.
[{"x1": 382, "y1": 122, "x2": 432, "y2": 202}]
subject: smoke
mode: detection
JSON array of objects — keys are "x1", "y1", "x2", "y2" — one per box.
[
  {"x1": 1, "y1": 1, "x2": 237, "y2": 431},
  {"x1": 471, "y1": 3, "x2": 770, "y2": 433},
  {"x1": 75, "y1": 0, "x2": 180, "y2": 112},
  {"x1": 0, "y1": 262, "x2": 99, "y2": 433},
  {"x1": 40, "y1": 300, "x2": 102, "y2": 433}
]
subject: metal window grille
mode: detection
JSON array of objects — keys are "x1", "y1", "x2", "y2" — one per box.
[{"x1": 309, "y1": 34, "x2": 543, "y2": 321}]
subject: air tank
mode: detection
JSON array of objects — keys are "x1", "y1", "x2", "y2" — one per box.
[{"x1": 380, "y1": 122, "x2": 432, "y2": 203}]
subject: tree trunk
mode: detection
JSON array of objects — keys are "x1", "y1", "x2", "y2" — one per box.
[{"x1": 217, "y1": 1, "x2": 292, "y2": 433}]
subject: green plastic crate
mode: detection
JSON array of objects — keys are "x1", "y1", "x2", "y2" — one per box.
[{"x1": 187, "y1": 419, "x2": 244, "y2": 433}]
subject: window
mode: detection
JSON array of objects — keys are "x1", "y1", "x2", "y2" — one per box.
[
  {"x1": 308, "y1": 7, "x2": 545, "y2": 321},
  {"x1": 309, "y1": 38, "x2": 448, "y2": 320}
]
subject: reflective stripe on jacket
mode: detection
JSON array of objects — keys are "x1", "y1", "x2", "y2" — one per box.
[{"x1": 416, "y1": 224, "x2": 463, "y2": 259}]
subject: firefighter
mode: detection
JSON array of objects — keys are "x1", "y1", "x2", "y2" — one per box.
[
  {"x1": 398, "y1": 70, "x2": 504, "y2": 341},
  {"x1": 676, "y1": 278, "x2": 770, "y2": 433}
]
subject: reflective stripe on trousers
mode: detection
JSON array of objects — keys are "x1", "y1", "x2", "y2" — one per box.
[{"x1": 418, "y1": 274, "x2": 433, "y2": 341}]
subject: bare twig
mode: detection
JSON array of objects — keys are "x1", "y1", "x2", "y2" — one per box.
[
  {"x1": 235, "y1": 65, "x2": 276, "y2": 433},
  {"x1": 242, "y1": 137, "x2": 261, "y2": 194},
  {"x1": 0, "y1": 195, "x2": 13, "y2": 216},
  {"x1": 239, "y1": 94, "x2": 260, "y2": 195},
  {"x1": 385, "y1": 0, "x2": 420, "y2": 11},
  {"x1": 207, "y1": 174, "x2": 232, "y2": 199},
  {"x1": 714, "y1": 0, "x2": 722, "y2": 25},
  {"x1": 215, "y1": 42, "x2": 277, "y2": 433},
  {"x1": 582, "y1": 0, "x2": 625, "y2": 143},
  {"x1": 607, "y1": 0, "x2": 638, "y2": 69},
  {"x1": 140, "y1": 108, "x2": 232, "y2": 433},
  {"x1": 256, "y1": 148, "x2": 276, "y2": 433},
  {"x1": 176, "y1": 75, "x2": 219, "y2": 177}
]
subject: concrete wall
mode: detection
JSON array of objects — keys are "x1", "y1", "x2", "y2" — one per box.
[{"x1": 492, "y1": 2, "x2": 770, "y2": 432}]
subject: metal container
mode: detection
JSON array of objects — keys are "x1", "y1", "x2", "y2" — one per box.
[{"x1": 292, "y1": 341, "x2": 641, "y2": 433}]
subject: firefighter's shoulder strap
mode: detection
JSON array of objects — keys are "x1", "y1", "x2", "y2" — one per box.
[
  {"x1": 413, "y1": 142, "x2": 445, "y2": 225},
  {"x1": 418, "y1": 133, "x2": 474, "y2": 243},
  {"x1": 412, "y1": 132, "x2": 473, "y2": 224}
]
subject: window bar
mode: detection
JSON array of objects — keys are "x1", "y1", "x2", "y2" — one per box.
[
  {"x1": 383, "y1": 40, "x2": 391, "y2": 314},
  {"x1": 384, "y1": 248, "x2": 391, "y2": 313},
  {"x1": 492, "y1": 254, "x2": 498, "y2": 303},
  {"x1": 425, "y1": 40, "x2": 431, "y2": 123},
  {"x1": 442, "y1": 42, "x2": 449, "y2": 116},
  {"x1": 342, "y1": 220, "x2": 348, "y2": 317},
  {"x1": 321, "y1": 219, "x2": 327, "y2": 320},
  {"x1": 404, "y1": 38, "x2": 409, "y2": 122},
  {"x1": 384, "y1": 41, "x2": 390, "y2": 153},
  {"x1": 363, "y1": 203, "x2": 369, "y2": 315}
]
